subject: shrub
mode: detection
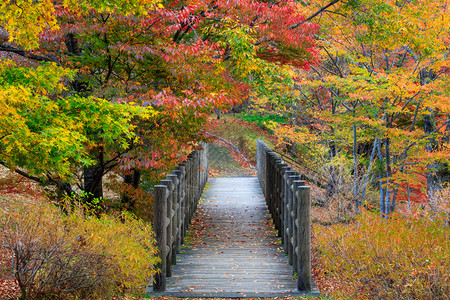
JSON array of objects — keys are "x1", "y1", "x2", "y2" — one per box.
[
  {"x1": 236, "y1": 113, "x2": 287, "y2": 131},
  {"x1": 428, "y1": 186, "x2": 450, "y2": 221},
  {"x1": 315, "y1": 210, "x2": 449, "y2": 299},
  {"x1": 0, "y1": 195, "x2": 159, "y2": 299},
  {"x1": 64, "y1": 206, "x2": 160, "y2": 294},
  {"x1": 312, "y1": 153, "x2": 356, "y2": 222}
]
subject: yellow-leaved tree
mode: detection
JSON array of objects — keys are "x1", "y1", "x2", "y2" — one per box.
[{"x1": 262, "y1": 0, "x2": 449, "y2": 216}]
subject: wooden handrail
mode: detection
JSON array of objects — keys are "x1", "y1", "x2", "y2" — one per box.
[
  {"x1": 256, "y1": 140, "x2": 312, "y2": 291},
  {"x1": 152, "y1": 143, "x2": 209, "y2": 292}
]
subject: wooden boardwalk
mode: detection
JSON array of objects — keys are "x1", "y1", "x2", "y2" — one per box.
[{"x1": 149, "y1": 177, "x2": 316, "y2": 297}]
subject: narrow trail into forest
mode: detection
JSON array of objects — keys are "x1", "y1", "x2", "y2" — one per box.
[
  {"x1": 150, "y1": 177, "x2": 308, "y2": 297},
  {"x1": 207, "y1": 142, "x2": 256, "y2": 177}
]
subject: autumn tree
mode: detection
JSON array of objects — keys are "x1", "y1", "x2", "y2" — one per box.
[
  {"x1": 0, "y1": 47, "x2": 151, "y2": 199},
  {"x1": 1, "y1": 0, "x2": 319, "y2": 205},
  {"x1": 261, "y1": 0, "x2": 449, "y2": 216}
]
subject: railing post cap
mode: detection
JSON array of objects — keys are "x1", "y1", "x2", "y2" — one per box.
[
  {"x1": 154, "y1": 185, "x2": 168, "y2": 188},
  {"x1": 298, "y1": 185, "x2": 311, "y2": 190},
  {"x1": 292, "y1": 180, "x2": 305, "y2": 185},
  {"x1": 172, "y1": 169, "x2": 182, "y2": 176}
]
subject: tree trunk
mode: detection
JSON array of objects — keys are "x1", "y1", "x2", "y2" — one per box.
[
  {"x1": 327, "y1": 99, "x2": 338, "y2": 198},
  {"x1": 359, "y1": 137, "x2": 378, "y2": 204},
  {"x1": 66, "y1": 32, "x2": 103, "y2": 203},
  {"x1": 384, "y1": 137, "x2": 392, "y2": 216},
  {"x1": 83, "y1": 148, "x2": 104, "y2": 203},
  {"x1": 327, "y1": 142, "x2": 337, "y2": 197},
  {"x1": 424, "y1": 109, "x2": 440, "y2": 199},
  {"x1": 391, "y1": 189, "x2": 398, "y2": 212},
  {"x1": 353, "y1": 124, "x2": 359, "y2": 213},
  {"x1": 84, "y1": 164, "x2": 103, "y2": 202},
  {"x1": 122, "y1": 169, "x2": 141, "y2": 209},
  {"x1": 377, "y1": 138, "x2": 386, "y2": 217}
]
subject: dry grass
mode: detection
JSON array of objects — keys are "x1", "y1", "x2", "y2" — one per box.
[{"x1": 0, "y1": 166, "x2": 39, "y2": 299}]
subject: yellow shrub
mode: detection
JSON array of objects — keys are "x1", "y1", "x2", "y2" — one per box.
[
  {"x1": 0, "y1": 195, "x2": 159, "y2": 299},
  {"x1": 315, "y1": 211, "x2": 449, "y2": 299},
  {"x1": 65, "y1": 208, "x2": 160, "y2": 293}
]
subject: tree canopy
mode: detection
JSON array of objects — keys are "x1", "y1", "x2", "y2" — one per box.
[
  {"x1": 254, "y1": 0, "x2": 450, "y2": 215},
  {"x1": 1, "y1": 0, "x2": 318, "y2": 201}
]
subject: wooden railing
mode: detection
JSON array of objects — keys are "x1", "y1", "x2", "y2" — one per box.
[
  {"x1": 152, "y1": 144, "x2": 208, "y2": 291},
  {"x1": 257, "y1": 140, "x2": 312, "y2": 291}
]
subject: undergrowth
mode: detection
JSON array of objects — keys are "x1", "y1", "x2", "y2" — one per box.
[
  {"x1": 0, "y1": 195, "x2": 159, "y2": 299},
  {"x1": 315, "y1": 210, "x2": 449, "y2": 300}
]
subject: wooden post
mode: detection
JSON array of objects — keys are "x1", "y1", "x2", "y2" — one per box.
[
  {"x1": 153, "y1": 185, "x2": 168, "y2": 291},
  {"x1": 176, "y1": 164, "x2": 187, "y2": 244},
  {"x1": 257, "y1": 140, "x2": 264, "y2": 191},
  {"x1": 205, "y1": 144, "x2": 209, "y2": 184},
  {"x1": 185, "y1": 157, "x2": 192, "y2": 228},
  {"x1": 283, "y1": 171, "x2": 297, "y2": 255},
  {"x1": 167, "y1": 174, "x2": 179, "y2": 264},
  {"x1": 279, "y1": 163, "x2": 289, "y2": 240},
  {"x1": 172, "y1": 169, "x2": 183, "y2": 252},
  {"x1": 160, "y1": 179, "x2": 173, "y2": 277},
  {"x1": 273, "y1": 158, "x2": 281, "y2": 234},
  {"x1": 288, "y1": 176, "x2": 302, "y2": 265},
  {"x1": 188, "y1": 154, "x2": 195, "y2": 223},
  {"x1": 268, "y1": 152, "x2": 279, "y2": 218},
  {"x1": 200, "y1": 143, "x2": 208, "y2": 189},
  {"x1": 265, "y1": 151, "x2": 273, "y2": 207},
  {"x1": 296, "y1": 185, "x2": 311, "y2": 291},
  {"x1": 193, "y1": 151, "x2": 200, "y2": 211},
  {"x1": 292, "y1": 180, "x2": 305, "y2": 272},
  {"x1": 271, "y1": 154, "x2": 278, "y2": 229}
]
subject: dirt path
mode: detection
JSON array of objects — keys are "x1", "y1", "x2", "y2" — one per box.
[{"x1": 207, "y1": 141, "x2": 256, "y2": 177}]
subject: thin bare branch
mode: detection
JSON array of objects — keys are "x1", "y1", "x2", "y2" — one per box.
[
  {"x1": 291, "y1": 0, "x2": 341, "y2": 29},
  {"x1": 0, "y1": 44, "x2": 58, "y2": 63}
]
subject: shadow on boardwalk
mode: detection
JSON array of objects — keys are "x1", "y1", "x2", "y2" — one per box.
[{"x1": 150, "y1": 177, "x2": 317, "y2": 298}]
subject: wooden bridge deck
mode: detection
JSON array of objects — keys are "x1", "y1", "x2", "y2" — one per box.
[{"x1": 149, "y1": 177, "x2": 317, "y2": 298}]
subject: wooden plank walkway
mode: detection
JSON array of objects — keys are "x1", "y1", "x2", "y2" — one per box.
[{"x1": 149, "y1": 177, "x2": 318, "y2": 298}]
